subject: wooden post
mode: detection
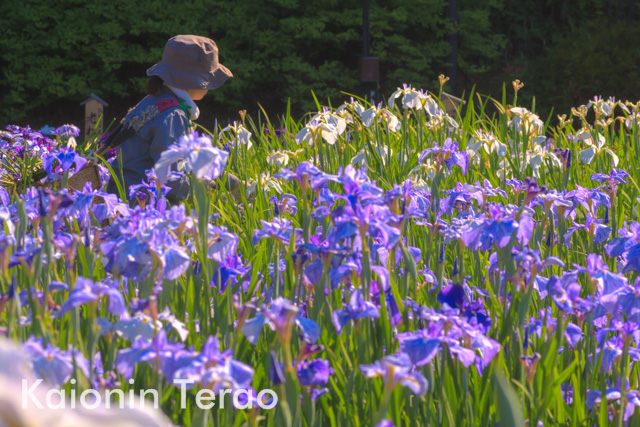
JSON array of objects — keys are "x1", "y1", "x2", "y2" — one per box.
[
  {"x1": 441, "y1": 92, "x2": 464, "y2": 117},
  {"x1": 80, "y1": 94, "x2": 108, "y2": 139}
]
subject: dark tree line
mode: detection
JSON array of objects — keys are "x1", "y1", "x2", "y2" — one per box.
[{"x1": 1, "y1": 0, "x2": 638, "y2": 129}]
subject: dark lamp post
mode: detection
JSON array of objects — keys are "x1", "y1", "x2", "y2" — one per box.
[{"x1": 360, "y1": 0, "x2": 379, "y2": 103}]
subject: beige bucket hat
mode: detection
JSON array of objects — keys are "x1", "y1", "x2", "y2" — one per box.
[{"x1": 147, "y1": 35, "x2": 233, "y2": 90}]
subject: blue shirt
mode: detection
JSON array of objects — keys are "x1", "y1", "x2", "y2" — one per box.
[{"x1": 106, "y1": 86, "x2": 191, "y2": 204}]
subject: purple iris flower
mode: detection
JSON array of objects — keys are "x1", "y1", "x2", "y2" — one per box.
[
  {"x1": 0, "y1": 187, "x2": 9, "y2": 207},
  {"x1": 53, "y1": 124, "x2": 80, "y2": 138},
  {"x1": 55, "y1": 277, "x2": 128, "y2": 319},
  {"x1": 398, "y1": 329, "x2": 441, "y2": 366},
  {"x1": 418, "y1": 138, "x2": 469, "y2": 175},
  {"x1": 564, "y1": 212, "x2": 611, "y2": 248},
  {"x1": 297, "y1": 359, "x2": 332, "y2": 386},
  {"x1": 513, "y1": 248, "x2": 565, "y2": 272},
  {"x1": 269, "y1": 351, "x2": 285, "y2": 385},
  {"x1": 327, "y1": 220, "x2": 358, "y2": 246},
  {"x1": 39, "y1": 125, "x2": 55, "y2": 136},
  {"x1": 303, "y1": 259, "x2": 325, "y2": 287},
  {"x1": 52, "y1": 232, "x2": 77, "y2": 266},
  {"x1": 471, "y1": 332, "x2": 501, "y2": 372},
  {"x1": 264, "y1": 126, "x2": 290, "y2": 141},
  {"x1": 544, "y1": 272, "x2": 589, "y2": 304},
  {"x1": 274, "y1": 161, "x2": 327, "y2": 191},
  {"x1": 338, "y1": 164, "x2": 384, "y2": 197},
  {"x1": 519, "y1": 353, "x2": 541, "y2": 383},
  {"x1": 129, "y1": 177, "x2": 171, "y2": 209},
  {"x1": 329, "y1": 260, "x2": 360, "y2": 289},
  {"x1": 384, "y1": 184, "x2": 404, "y2": 208},
  {"x1": 404, "y1": 192, "x2": 433, "y2": 223},
  {"x1": 115, "y1": 329, "x2": 183, "y2": 380},
  {"x1": 438, "y1": 284, "x2": 466, "y2": 309},
  {"x1": 564, "y1": 322, "x2": 585, "y2": 348},
  {"x1": 485, "y1": 204, "x2": 519, "y2": 248},
  {"x1": 207, "y1": 224, "x2": 239, "y2": 263},
  {"x1": 462, "y1": 180, "x2": 507, "y2": 207},
  {"x1": 505, "y1": 178, "x2": 525, "y2": 192},
  {"x1": 605, "y1": 221, "x2": 640, "y2": 257},
  {"x1": 360, "y1": 353, "x2": 428, "y2": 396},
  {"x1": 149, "y1": 228, "x2": 191, "y2": 281},
  {"x1": 624, "y1": 390, "x2": 640, "y2": 421},
  {"x1": 91, "y1": 193, "x2": 123, "y2": 223},
  {"x1": 162, "y1": 348, "x2": 202, "y2": 386},
  {"x1": 242, "y1": 297, "x2": 320, "y2": 345},
  {"x1": 591, "y1": 168, "x2": 630, "y2": 186},
  {"x1": 438, "y1": 191, "x2": 471, "y2": 215},
  {"x1": 444, "y1": 339, "x2": 476, "y2": 368},
  {"x1": 23, "y1": 337, "x2": 89, "y2": 388},
  {"x1": 198, "y1": 336, "x2": 254, "y2": 392},
  {"x1": 456, "y1": 217, "x2": 484, "y2": 250},
  {"x1": 596, "y1": 320, "x2": 640, "y2": 348},
  {"x1": 463, "y1": 299, "x2": 493, "y2": 333},
  {"x1": 252, "y1": 217, "x2": 300, "y2": 246},
  {"x1": 554, "y1": 148, "x2": 572, "y2": 168},
  {"x1": 551, "y1": 282, "x2": 593, "y2": 314},
  {"x1": 440, "y1": 186, "x2": 474, "y2": 216},
  {"x1": 154, "y1": 132, "x2": 229, "y2": 183},
  {"x1": 565, "y1": 185, "x2": 611, "y2": 215},
  {"x1": 269, "y1": 193, "x2": 298, "y2": 217},
  {"x1": 525, "y1": 309, "x2": 584, "y2": 349},
  {"x1": 268, "y1": 258, "x2": 287, "y2": 290},
  {"x1": 522, "y1": 177, "x2": 547, "y2": 206},
  {"x1": 8, "y1": 243, "x2": 42, "y2": 269},
  {"x1": 460, "y1": 205, "x2": 519, "y2": 250},
  {"x1": 18, "y1": 282, "x2": 68, "y2": 308},
  {"x1": 537, "y1": 190, "x2": 573, "y2": 214},
  {"x1": 211, "y1": 254, "x2": 251, "y2": 293},
  {"x1": 586, "y1": 387, "x2": 621, "y2": 410},
  {"x1": 381, "y1": 242, "x2": 421, "y2": 269},
  {"x1": 156, "y1": 308, "x2": 190, "y2": 342},
  {"x1": 601, "y1": 336, "x2": 624, "y2": 374},
  {"x1": 370, "y1": 272, "x2": 402, "y2": 325},
  {"x1": 622, "y1": 243, "x2": 640, "y2": 275},
  {"x1": 41, "y1": 147, "x2": 87, "y2": 177},
  {"x1": 332, "y1": 289, "x2": 380, "y2": 334},
  {"x1": 101, "y1": 234, "x2": 154, "y2": 281},
  {"x1": 614, "y1": 282, "x2": 640, "y2": 323},
  {"x1": 371, "y1": 219, "x2": 403, "y2": 249},
  {"x1": 574, "y1": 254, "x2": 627, "y2": 295},
  {"x1": 318, "y1": 186, "x2": 336, "y2": 207},
  {"x1": 108, "y1": 312, "x2": 159, "y2": 341}
]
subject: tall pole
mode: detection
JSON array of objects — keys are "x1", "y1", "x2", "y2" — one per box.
[
  {"x1": 363, "y1": 0, "x2": 370, "y2": 57},
  {"x1": 359, "y1": 0, "x2": 380, "y2": 103},
  {"x1": 360, "y1": 0, "x2": 378, "y2": 103},
  {"x1": 446, "y1": 0, "x2": 458, "y2": 94}
]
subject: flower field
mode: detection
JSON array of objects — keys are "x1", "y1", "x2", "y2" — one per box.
[{"x1": 3, "y1": 79, "x2": 640, "y2": 426}]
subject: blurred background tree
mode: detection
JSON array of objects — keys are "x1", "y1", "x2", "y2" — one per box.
[{"x1": 1, "y1": 0, "x2": 638, "y2": 130}]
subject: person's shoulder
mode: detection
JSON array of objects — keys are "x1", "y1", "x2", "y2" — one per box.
[
  {"x1": 154, "y1": 87, "x2": 189, "y2": 121},
  {"x1": 127, "y1": 90, "x2": 187, "y2": 131}
]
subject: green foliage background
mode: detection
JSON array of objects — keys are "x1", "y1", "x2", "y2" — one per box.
[{"x1": 1, "y1": 0, "x2": 639, "y2": 128}]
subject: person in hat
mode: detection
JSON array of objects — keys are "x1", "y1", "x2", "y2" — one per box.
[{"x1": 105, "y1": 35, "x2": 241, "y2": 205}]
